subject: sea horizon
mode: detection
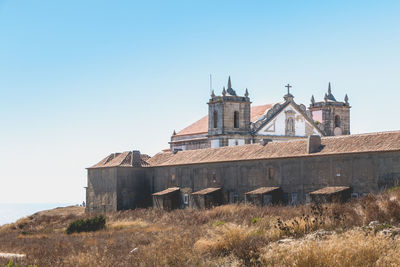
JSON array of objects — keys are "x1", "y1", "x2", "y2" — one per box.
[{"x1": 0, "y1": 203, "x2": 78, "y2": 226}]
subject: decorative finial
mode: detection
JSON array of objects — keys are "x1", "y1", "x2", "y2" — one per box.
[
  {"x1": 324, "y1": 93, "x2": 328, "y2": 102},
  {"x1": 345, "y1": 94, "x2": 349, "y2": 104},
  {"x1": 328, "y1": 82, "x2": 332, "y2": 94},
  {"x1": 245, "y1": 88, "x2": 249, "y2": 97},
  {"x1": 228, "y1": 76, "x2": 232, "y2": 89},
  {"x1": 172, "y1": 130, "x2": 176, "y2": 136},
  {"x1": 311, "y1": 95, "x2": 315, "y2": 105},
  {"x1": 211, "y1": 90, "x2": 215, "y2": 98},
  {"x1": 222, "y1": 86, "x2": 226, "y2": 96}
]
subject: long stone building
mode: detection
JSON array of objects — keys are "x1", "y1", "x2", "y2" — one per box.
[{"x1": 86, "y1": 131, "x2": 400, "y2": 212}]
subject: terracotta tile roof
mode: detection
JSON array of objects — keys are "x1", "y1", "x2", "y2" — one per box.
[
  {"x1": 309, "y1": 186, "x2": 350, "y2": 195},
  {"x1": 245, "y1": 187, "x2": 280, "y2": 195},
  {"x1": 152, "y1": 187, "x2": 180, "y2": 196},
  {"x1": 192, "y1": 187, "x2": 221, "y2": 195},
  {"x1": 175, "y1": 104, "x2": 273, "y2": 136},
  {"x1": 250, "y1": 104, "x2": 273, "y2": 122},
  {"x1": 89, "y1": 151, "x2": 151, "y2": 168},
  {"x1": 147, "y1": 131, "x2": 400, "y2": 167}
]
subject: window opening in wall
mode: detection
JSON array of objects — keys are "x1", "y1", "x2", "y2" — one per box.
[
  {"x1": 351, "y1": 193, "x2": 359, "y2": 199},
  {"x1": 212, "y1": 173, "x2": 217, "y2": 183},
  {"x1": 336, "y1": 168, "x2": 341, "y2": 177},
  {"x1": 305, "y1": 193, "x2": 311, "y2": 203},
  {"x1": 233, "y1": 194, "x2": 239, "y2": 204},
  {"x1": 268, "y1": 167, "x2": 275, "y2": 179},
  {"x1": 285, "y1": 117, "x2": 295, "y2": 136},
  {"x1": 335, "y1": 115, "x2": 341, "y2": 128},
  {"x1": 234, "y1": 111, "x2": 239, "y2": 128},
  {"x1": 291, "y1": 192, "x2": 298, "y2": 205},
  {"x1": 213, "y1": 111, "x2": 218, "y2": 128},
  {"x1": 183, "y1": 194, "x2": 189, "y2": 205}
]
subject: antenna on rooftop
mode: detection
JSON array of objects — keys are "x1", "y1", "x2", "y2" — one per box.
[{"x1": 209, "y1": 74, "x2": 213, "y2": 94}]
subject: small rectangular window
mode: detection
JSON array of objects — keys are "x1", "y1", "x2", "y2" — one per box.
[
  {"x1": 305, "y1": 193, "x2": 311, "y2": 204},
  {"x1": 336, "y1": 168, "x2": 341, "y2": 177},
  {"x1": 268, "y1": 167, "x2": 275, "y2": 179},
  {"x1": 183, "y1": 194, "x2": 189, "y2": 205},
  {"x1": 351, "y1": 193, "x2": 359, "y2": 199},
  {"x1": 233, "y1": 194, "x2": 239, "y2": 204},
  {"x1": 291, "y1": 192, "x2": 298, "y2": 205}
]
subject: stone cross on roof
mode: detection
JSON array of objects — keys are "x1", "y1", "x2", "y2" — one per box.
[
  {"x1": 284, "y1": 83, "x2": 294, "y2": 101},
  {"x1": 285, "y1": 83, "x2": 292, "y2": 94}
]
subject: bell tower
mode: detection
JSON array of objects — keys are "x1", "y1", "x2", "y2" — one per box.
[
  {"x1": 309, "y1": 82, "x2": 350, "y2": 136},
  {"x1": 208, "y1": 77, "x2": 251, "y2": 147}
]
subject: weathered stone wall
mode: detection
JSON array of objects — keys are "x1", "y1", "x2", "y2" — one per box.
[
  {"x1": 208, "y1": 95, "x2": 251, "y2": 138},
  {"x1": 87, "y1": 151, "x2": 400, "y2": 212},
  {"x1": 116, "y1": 167, "x2": 152, "y2": 210},
  {"x1": 86, "y1": 167, "x2": 152, "y2": 213},
  {"x1": 147, "y1": 151, "x2": 400, "y2": 205},
  {"x1": 86, "y1": 168, "x2": 118, "y2": 213}
]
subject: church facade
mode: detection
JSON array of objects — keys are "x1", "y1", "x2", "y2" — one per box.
[{"x1": 170, "y1": 77, "x2": 350, "y2": 152}]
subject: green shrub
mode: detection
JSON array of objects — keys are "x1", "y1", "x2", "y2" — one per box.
[
  {"x1": 213, "y1": 220, "x2": 225, "y2": 227},
  {"x1": 388, "y1": 186, "x2": 400, "y2": 192},
  {"x1": 5, "y1": 260, "x2": 36, "y2": 267},
  {"x1": 66, "y1": 215, "x2": 106, "y2": 234}
]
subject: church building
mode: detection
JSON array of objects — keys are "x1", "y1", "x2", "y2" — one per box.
[
  {"x1": 170, "y1": 77, "x2": 350, "y2": 152},
  {"x1": 85, "y1": 78, "x2": 400, "y2": 213}
]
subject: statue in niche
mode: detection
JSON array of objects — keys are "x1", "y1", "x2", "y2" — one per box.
[{"x1": 286, "y1": 117, "x2": 295, "y2": 136}]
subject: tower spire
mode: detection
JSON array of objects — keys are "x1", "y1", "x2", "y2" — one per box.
[
  {"x1": 328, "y1": 82, "x2": 332, "y2": 94},
  {"x1": 227, "y1": 76, "x2": 232, "y2": 89},
  {"x1": 222, "y1": 86, "x2": 226, "y2": 96}
]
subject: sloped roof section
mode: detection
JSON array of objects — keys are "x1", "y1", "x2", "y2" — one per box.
[
  {"x1": 192, "y1": 187, "x2": 221, "y2": 195},
  {"x1": 310, "y1": 186, "x2": 350, "y2": 195},
  {"x1": 175, "y1": 104, "x2": 273, "y2": 137},
  {"x1": 245, "y1": 187, "x2": 280, "y2": 195},
  {"x1": 147, "y1": 131, "x2": 400, "y2": 167},
  {"x1": 152, "y1": 187, "x2": 180, "y2": 196},
  {"x1": 89, "y1": 151, "x2": 150, "y2": 168}
]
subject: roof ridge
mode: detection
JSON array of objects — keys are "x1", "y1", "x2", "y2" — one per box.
[{"x1": 321, "y1": 130, "x2": 400, "y2": 140}]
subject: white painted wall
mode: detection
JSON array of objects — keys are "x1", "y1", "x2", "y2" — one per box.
[
  {"x1": 228, "y1": 139, "x2": 245, "y2": 146},
  {"x1": 211, "y1": 139, "x2": 220, "y2": 148},
  {"x1": 256, "y1": 103, "x2": 321, "y2": 137}
]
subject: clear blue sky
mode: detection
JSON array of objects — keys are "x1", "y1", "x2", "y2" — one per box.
[{"x1": 0, "y1": 0, "x2": 399, "y2": 204}]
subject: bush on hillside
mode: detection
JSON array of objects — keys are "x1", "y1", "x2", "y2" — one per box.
[{"x1": 66, "y1": 215, "x2": 105, "y2": 234}]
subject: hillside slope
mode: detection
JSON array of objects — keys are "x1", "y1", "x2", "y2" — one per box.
[{"x1": 1, "y1": 191, "x2": 400, "y2": 266}]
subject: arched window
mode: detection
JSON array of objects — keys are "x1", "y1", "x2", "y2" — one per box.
[
  {"x1": 213, "y1": 111, "x2": 218, "y2": 128},
  {"x1": 234, "y1": 111, "x2": 239, "y2": 128},
  {"x1": 335, "y1": 115, "x2": 341, "y2": 128},
  {"x1": 285, "y1": 117, "x2": 295, "y2": 136}
]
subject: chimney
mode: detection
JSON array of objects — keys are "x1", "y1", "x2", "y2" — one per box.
[
  {"x1": 260, "y1": 139, "x2": 272, "y2": 146},
  {"x1": 131, "y1": 150, "x2": 142, "y2": 167},
  {"x1": 173, "y1": 148, "x2": 182, "y2": 154},
  {"x1": 307, "y1": 135, "x2": 321, "y2": 154}
]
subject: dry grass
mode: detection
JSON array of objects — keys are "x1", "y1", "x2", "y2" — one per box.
[
  {"x1": 261, "y1": 230, "x2": 400, "y2": 266},
  {"x1": 1, "y1": 190, "x2": 400, "y2": 266}
]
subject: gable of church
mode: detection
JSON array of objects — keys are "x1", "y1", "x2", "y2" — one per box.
[{"x1": 253, "y1": 102, "x2": 323, "y2": 137}]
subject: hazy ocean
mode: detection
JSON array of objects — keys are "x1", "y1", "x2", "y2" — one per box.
[{"x1": 0, "y1": 203, "x2": 75, "y2": 226}]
